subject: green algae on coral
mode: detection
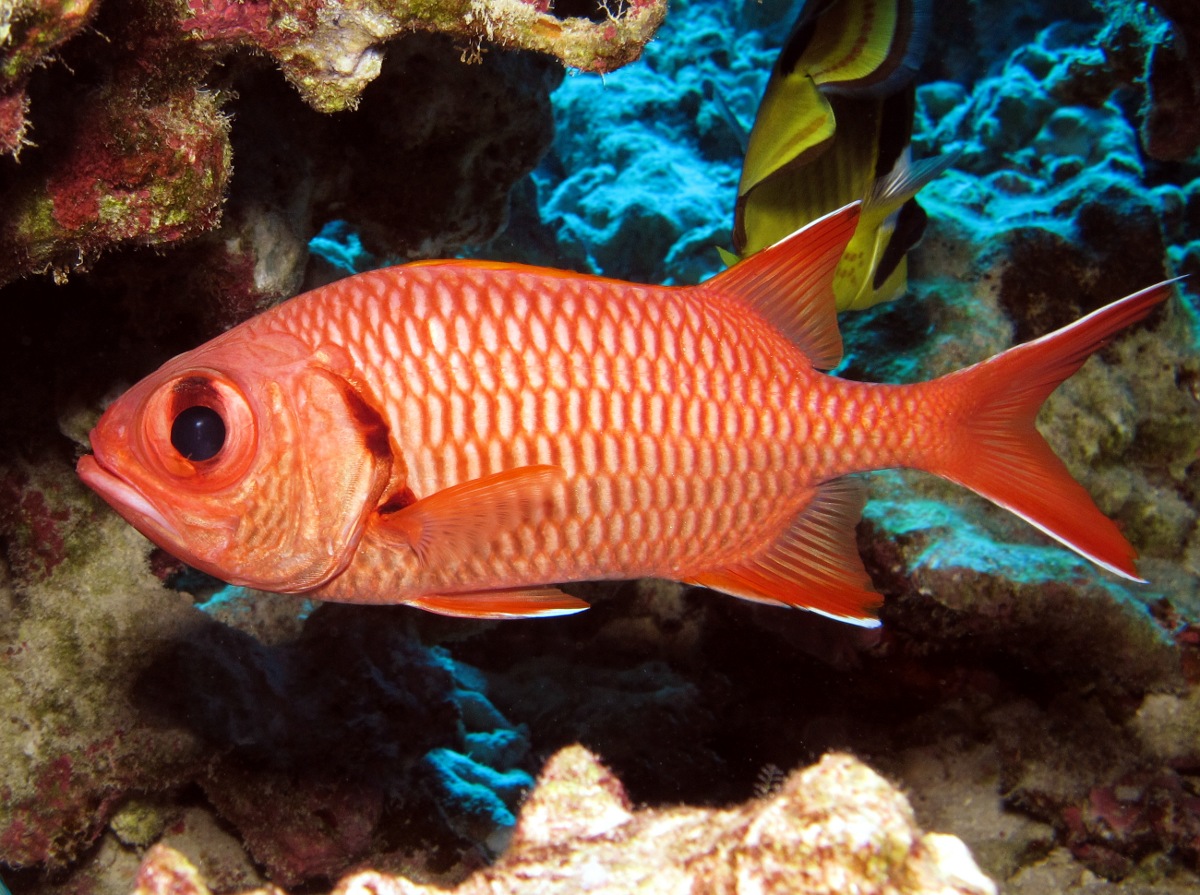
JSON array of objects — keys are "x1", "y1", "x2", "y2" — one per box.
[
  {"x1": 108, "y1": 796, "x2": 171, "y2": 849},
  {"x1": 1, "y1": 82, "x2": 231, "y2": 283},
  {"x1": 0, "y1": 481, "x2": 207, "y2": 867},
  {"x1": 0, "y1": 0, "x2": 97, "y2": 83}
]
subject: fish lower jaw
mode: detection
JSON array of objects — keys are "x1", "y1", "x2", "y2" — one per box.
[{"x1": 76, "y1": 454, "x2": 183, "y2": 545}]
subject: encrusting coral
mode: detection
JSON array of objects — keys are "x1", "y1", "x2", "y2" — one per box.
[
  {"x1": 168, "y1": 0, "x2": 666, "y2": 115},
  {"x1": 128, "y1": 747, "x2": 998, "y2": 895},
  {"x1": 0, "y1": 0, "x2": 665, "y2": 286}
]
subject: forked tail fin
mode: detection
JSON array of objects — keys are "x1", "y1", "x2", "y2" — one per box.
[{"x1": 930, "y1": 282, "x2": 1176, "y2": 580}]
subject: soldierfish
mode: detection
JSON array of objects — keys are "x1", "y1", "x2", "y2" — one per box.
[{"x1": 78, "y1": 204, "x2": 1169, "y2": 626}]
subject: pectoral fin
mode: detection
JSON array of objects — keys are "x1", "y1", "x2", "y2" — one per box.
[
  {"x1": 687, "y1": 478, "x2": 881, "y2": 627},
  {"x1": 837, "y1": 150, "x2": 958, "y2": 311},
  {"x1": 408, "y1": 587, "x2": 590, "y2": 619},
  {"x1": 376, "y1": 465, "x2": 566, "y2": 567}
]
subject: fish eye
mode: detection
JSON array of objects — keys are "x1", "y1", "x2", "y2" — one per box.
[
  {"x1": 171, "y1": 405, "x2": 227, "y2": 461},
  {"x1": 139, "y1": 372, "x2": 255, "y2": 485}
]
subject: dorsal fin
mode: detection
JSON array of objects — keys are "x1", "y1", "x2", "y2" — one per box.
[
  {"x1": 707, "y1": 203, "x2": 859, "y2": 370},
  {"x1": 686, "y1": 477, "x2": 881, "y2": 627},
  {"x1": 865, "y1": 149, "x2": 959, "y2": 216}
]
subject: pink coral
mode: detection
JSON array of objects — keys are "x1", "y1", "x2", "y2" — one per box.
[
  {"x1": 179, "y1": 0, "x2": 279, "y2": 45},
  {"x1": 0, "y1": 0, "x2": 100, "y2": 156},
  {"x1": 1061, "y1": 773, "x2": 1200, "y2": 880},
  {"x1": 0, "y1": 79, "x2": 231, "y2": 283}
]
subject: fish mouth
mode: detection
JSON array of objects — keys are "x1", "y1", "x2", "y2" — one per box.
[{"x1": 77, "y1": 453, "x2": 182, "y2": 543}]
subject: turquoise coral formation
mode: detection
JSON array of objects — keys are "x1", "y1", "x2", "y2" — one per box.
[{"x1": 493, "y1": 0, "x2": 787, "y2": 285}]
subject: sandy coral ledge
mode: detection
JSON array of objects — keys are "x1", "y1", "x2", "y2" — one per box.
[{"x1": 131, "y1": 746, "x2": 996, "y2": 895}]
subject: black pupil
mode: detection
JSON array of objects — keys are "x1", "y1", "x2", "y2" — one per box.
[{"x1": 170, "y1": 406, "x2": 226, "y2": 461}]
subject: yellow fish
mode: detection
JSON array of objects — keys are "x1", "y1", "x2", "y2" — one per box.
[{"x1": 731, "y1": 0, "x2": 945, "y2": 311}]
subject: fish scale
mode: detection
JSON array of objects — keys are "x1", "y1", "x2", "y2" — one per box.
[
  {"x1": 77, "y1": 204, "x2": 1171, "y2": 624},
  {"x1": 270, "y1": 265, "x2": 820, "y2": 597}
]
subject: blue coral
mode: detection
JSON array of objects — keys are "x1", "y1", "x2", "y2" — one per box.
[
  {"x1": 309, "y1": 220, "x2": 381, "y2": 275},
  {"x1": 914, "y1": 19, "x2": 1177, "y2": 244},
  {"x1": 510, "y1": 0, "x2": 792, "y2": 285},
  {"x1": 421, "y1": 648, "x2": 536, "y2": 853}
]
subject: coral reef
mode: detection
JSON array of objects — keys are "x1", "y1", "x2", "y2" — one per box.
[
  {"x1": 130, "y1": 604, "x2": 546, "y2": 886},
  {"x1": 0, "y1": 0, "x2": 664, "y2": 287},
  {"x1": 1, "y1": 1, "x2": 1199, "y2": 895},
  {"x1": 128, "y1": 748, "x2": 998, "y2": 895},
  {"x1": 488, "y1": 0, "x2": 790, "y2": 285}
]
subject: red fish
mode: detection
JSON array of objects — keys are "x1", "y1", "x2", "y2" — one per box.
[{"x1": 77, "y1": 204, "x2": 1169, "y2": 625}]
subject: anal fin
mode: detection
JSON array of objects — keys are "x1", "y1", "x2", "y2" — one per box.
[
  {"x1": 687, "y1": 477, "x2": 881, "y2": 627},
  {"x1": 408, "y1": 587, "x2": 590, "y2": 620}
]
